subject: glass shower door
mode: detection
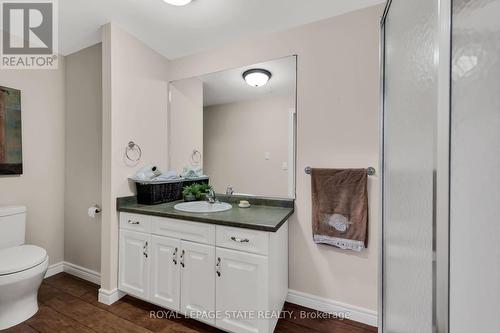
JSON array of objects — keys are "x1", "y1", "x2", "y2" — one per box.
[
  {"x1": 449, "y1": 0, "x2": 500, "y2": 331},
  {"x1": 381, "y1": 0, "x2": 439, "y2": 332}
]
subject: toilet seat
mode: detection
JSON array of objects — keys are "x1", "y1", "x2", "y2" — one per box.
[{"x1": 0, "y1": 245, "x2": 47, "y2": 276}]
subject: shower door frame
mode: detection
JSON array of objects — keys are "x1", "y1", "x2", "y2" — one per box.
[{"x1": 379, "y1": 0, "x2": 452, "y2": 332}]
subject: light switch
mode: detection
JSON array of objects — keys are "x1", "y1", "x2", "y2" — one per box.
[
  {"x1": 282, "y1": 162, "x2": 288, "y2": 170},
  {"x1": 265, "y1": 152, "x2": 271, "y2": 160}
]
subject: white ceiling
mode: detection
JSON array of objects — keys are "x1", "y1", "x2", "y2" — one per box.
[
  {"x1": 60, "y1": 0, "x2": 384, "y2": 59},
  {"x1": 202, "y1": 56, "x2": 296, "y2": 107}
]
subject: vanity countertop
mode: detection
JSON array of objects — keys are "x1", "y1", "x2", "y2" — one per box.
[{"x1": 116, "y1": 195, "x2": 294, "y2": 232}]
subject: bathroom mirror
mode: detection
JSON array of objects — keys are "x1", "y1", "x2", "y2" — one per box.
[{"x1": 168, "y1": 55, "x2": 297, "y2": 198}]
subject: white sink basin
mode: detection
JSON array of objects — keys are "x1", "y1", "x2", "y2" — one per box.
[{"x1": 174, "y1": 201, "x2": 232, "y2": 213}]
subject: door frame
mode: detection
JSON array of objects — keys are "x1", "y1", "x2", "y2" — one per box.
[
  {"x1": 378, "y1": 2, "x2": 389, "y2": 331},
  {"x1": 379, "y1": 0, "x2": 452, "y2": 332}
]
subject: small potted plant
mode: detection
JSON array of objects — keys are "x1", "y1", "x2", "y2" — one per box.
[
  {"x1": 182, "y1": 184, "x2": 199, "y2": 201},
  {"x1": 198, "y1": 183, "x2": 212, "y2": 201},
  {"x1": 182, "y1": 183, "x2": 212, "y2": 201}
]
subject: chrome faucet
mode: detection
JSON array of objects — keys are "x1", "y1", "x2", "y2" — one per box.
[
  {"x1": 226, "y1": 185, "x2": 234, "y2": 195},
  {"x1": 206, "y1": 188, "x2": 217, "y2": 204}
]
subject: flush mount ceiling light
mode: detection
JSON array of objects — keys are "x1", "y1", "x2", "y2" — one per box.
[
  {"x1": 242, "y1": 69, "x2": 272, "y2": 87},
  {"x1": 163, "y1": 0, "x2": 192, "y2": 6}
]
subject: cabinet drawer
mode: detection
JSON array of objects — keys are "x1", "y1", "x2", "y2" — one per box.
[
  {"x1": 216, "y1": 226, "x2": 269, "y2": 255},
  {"x1": 152, "y1": 217, "x2": 215, "y2": 245},
  {"x1": 120, "y1": 213, "x2": 152, "y2": 233}
]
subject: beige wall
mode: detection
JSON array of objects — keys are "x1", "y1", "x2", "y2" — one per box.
[
  {"x1": 101, "y1": 23, "x2": 170, "y2": 290},
  {"x1": 169, "y1": 78, "x2": 203, "y2": 173},
  {"x1": 204, "y1": 96, "x2": 292, "y2": 197},
  {"x1": 170, "y1": 5, "x2": 382, "y2": 312},
  {"x1": 64, "y1": 44, "x2": 102, "y2": 273},
  {"x1": 0, "y1": 63, "x2": 66, "y2": 266}
]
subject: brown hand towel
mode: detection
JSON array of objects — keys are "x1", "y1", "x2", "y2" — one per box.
[{"x1": 311, "y1": 168, "x2": 368, "y2": 251}]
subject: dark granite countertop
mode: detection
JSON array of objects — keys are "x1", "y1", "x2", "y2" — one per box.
[{"x1": 117, "y1": 195, "x2": 294, "y2": 232}]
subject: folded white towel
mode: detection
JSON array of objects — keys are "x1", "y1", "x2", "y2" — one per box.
[
  {"x1": 133, "y1": 165, "x2": 162, "y2": 181},
  {"x1": 153, "y1": 171, "x2": 178, "y2": 181},
  {"x1": 182, "y1": 166, "x2": 203, "y2": 179}
]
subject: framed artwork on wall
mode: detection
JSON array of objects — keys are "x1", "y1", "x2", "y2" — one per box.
[{"x1": 0, "y1": 86, "x2": 22, "y2": 175}]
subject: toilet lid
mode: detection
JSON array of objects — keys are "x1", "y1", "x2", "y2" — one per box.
[{"x1": 0, "y1": 245, "x2": 47, "y2": 275}]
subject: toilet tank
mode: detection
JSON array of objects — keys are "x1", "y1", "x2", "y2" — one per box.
[{"x1": 0, "y1": 206, "x2": 26, "y2": 250}]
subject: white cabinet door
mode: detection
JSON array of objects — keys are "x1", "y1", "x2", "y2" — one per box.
[
  {"x1": 180, "y1": 241, "x2": 216, "y2": 325},
  {"x1": 215, "y1": 248, "x2": 269, "y2": 333},
  {"x1": 119, "y1": 230, "x2": 150, "y2": 299},
  {"x1": 150, "y1": 235, "x2": 181, "y2": 311}
]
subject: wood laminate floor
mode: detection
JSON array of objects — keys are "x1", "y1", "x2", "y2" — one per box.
[{"x1": 2, "y1": 273, "x2": 377, "y2": 333}]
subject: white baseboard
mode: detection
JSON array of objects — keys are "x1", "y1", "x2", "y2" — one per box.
[
  {"x1": 46, "y1": 262, "x2": 377, "y2": 325},
  {"x1": 63, "y1": 262, "x2": 101, "y2": 285},
  {"x1": 44, "y1": 261, "x2": 101, "y2": 285},
  {"x1": 45, "y1": 261, "x2": 124, "y2": 306},
  {"x1": 287, "y1": 289, "x2": 378, "y2": 327},
  {"x1": 98, "y1": 288, "x2": 125, "y2": 305},
  {"x1": 45, "y1": 261, "x2": 64, "y2": 278}
]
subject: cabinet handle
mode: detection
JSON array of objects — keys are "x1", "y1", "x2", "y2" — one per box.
[
  {"x1": 180, "y1": 249, "x2": 185, "y2": 268},
  {"x1": 143, "y1": 241, "x2": 148, "y2": 258},
  {"x1": 230, "y1": 236, "x2": 250, "y2": 243},
  {"x1": 128, "y1": 220, "x2": 140, "y2": 225},
  {"x1": 172, "y1": 247, "x2": 178, "y2": 265},
  {"x1": 216, "y1": 257, "x2": 221, "y2": 277}
]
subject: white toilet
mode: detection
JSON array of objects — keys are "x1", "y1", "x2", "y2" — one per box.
[{"x1": 0, "y1": 206, "x2": 49, "y2": 330}]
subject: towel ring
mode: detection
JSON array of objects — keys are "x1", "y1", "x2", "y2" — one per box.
[
  {"x1": 125, "y1": 141, "x2": 142, "y2": 162},
  {"x1": 191, "y1": 149, "x2": 201, "y2": 165}
]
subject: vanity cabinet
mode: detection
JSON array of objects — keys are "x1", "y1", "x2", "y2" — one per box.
[
  {"x1": 216, "y1": 247, "x2": 268, "y2": 333},
  {"x1": 150, "y1": 235, "x2": 180, "y2": 310},
  {"x1": 119, "y1": 229, "x2": 150, "y2": 299},
  {"x1": 119, "y1": 212, "x2": 288, "y2": 333},
  {"x1": 180, "y1": 240, "x2": 216, "y2": 325}
]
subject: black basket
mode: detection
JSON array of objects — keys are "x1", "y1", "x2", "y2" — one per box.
[{"x1": 135, "y1": 177, "x2": 209, "y2": 205}]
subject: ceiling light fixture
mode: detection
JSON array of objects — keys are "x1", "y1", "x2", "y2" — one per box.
[
  {"x1": 242, "y1": 69, "x2": 272, "y2": 87},
  {"x1": 163, "y1": 0, "x2": 192, "y2": 6}
]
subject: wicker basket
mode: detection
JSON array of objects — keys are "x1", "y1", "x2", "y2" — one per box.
[{"x1": 133, "y1": 176, "x2": 209, "y2": 205}]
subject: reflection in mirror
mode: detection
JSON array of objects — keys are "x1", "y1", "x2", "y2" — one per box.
[{"x1": 169, "y1": 55, "x2": 297, "y2": 199}]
